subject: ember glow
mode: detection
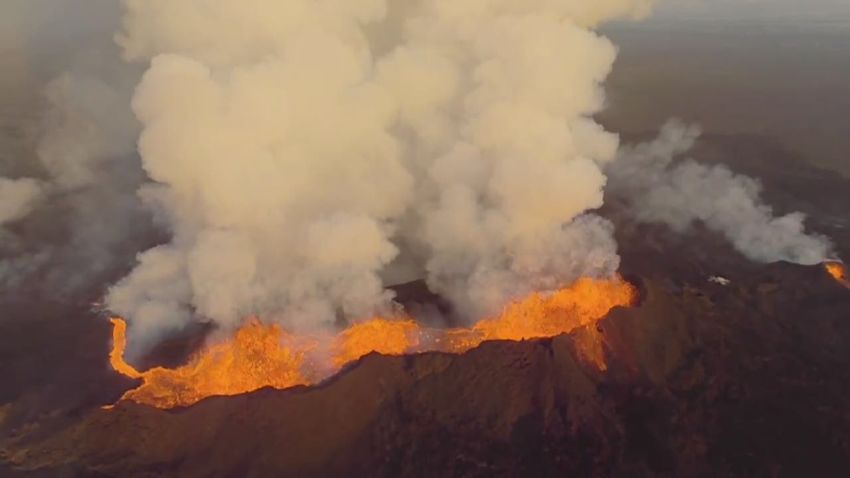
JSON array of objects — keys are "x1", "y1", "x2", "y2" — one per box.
[{"x1": 109, "y1": 278, "x2": 637, "y2": 409}]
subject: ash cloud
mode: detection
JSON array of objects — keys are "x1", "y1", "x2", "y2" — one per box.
[{"x1": 608, "y1": 120, "x2": 835, "y2": 265}]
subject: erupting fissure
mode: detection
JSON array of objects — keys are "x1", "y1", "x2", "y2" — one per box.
[{"x1": 108, "y1": 277, "x2": 637, "y2": 409}]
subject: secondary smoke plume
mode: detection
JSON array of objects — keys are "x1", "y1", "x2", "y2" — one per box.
[
  {"x1": 106, "y1": 0, "x2": 655, "y2": 356},
  {"x1": 0, "y1": 1, "x2": 152, "y2": 298},
  {"x1": 0, "y1": 65, "x2": 151, "y2": 298},
  {"x1": 608, "y1": 120, "x2": 835, "y2": 265}
]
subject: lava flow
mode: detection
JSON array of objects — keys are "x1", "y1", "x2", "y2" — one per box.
[
  {"x1": 331, "y1": 318, "x2": 421, "y2": 368},
  {"x1": 441, "y1": 278, "x2": 638, "y2": 353},
  {"x1": 110, "y1": 319, "x2": 310, "y2": 409},
  {"x1": 108, "y1": 277, "x2": 637, "y2": 409}
]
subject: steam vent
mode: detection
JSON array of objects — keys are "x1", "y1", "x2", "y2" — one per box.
[{"x1": 2, "y1": 1, "x2": 850, "y2": 477}]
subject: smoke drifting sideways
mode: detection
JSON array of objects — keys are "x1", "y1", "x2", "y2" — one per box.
[{"x1": 608, "y1": 120, "x2": 835, "y2": 265}]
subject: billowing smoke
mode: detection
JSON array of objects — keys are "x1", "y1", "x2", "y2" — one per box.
[
  {"x1": 105, "y1": 0, "x2": 655, "y2": 356},
  {"x1": 5, "y1": 1, "x2": 835, "y2": 360},
  {"x1": 608, "y1": 120, "x2": 834, "y2": 265}
]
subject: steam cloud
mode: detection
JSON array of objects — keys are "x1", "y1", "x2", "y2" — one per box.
[
  {"x1": 0, "y1": 1, "x2": 836, "y2": 358},
  {"x1": 102, "y1": 0, "x2": 656, "y2": 354},
  {"x1": 609, "y1": 120, "x2": 834, "y2": 265}
]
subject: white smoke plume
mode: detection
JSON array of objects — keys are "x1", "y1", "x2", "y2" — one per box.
[
  {"x1": 609, "y1": 120, "x2": 835, "y2": 265},
  {"x1": 106, "y1": 0, "x2": 656, "y2": 355}
]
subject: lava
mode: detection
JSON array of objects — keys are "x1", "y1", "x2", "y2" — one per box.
[
  {"x1": 112, "y1": 319, "x2": 309, "y2": 409},
  {"x1": 108, "y1": 318, "x2": 142, "y2": 379},
  {"x1": 825, "y1": 262, "x2": 847, "y2": 285},
  {"x1": 332, "y1": 318, "x2": 420, "y2": 368},
  {"x1": 443, "y1": 278, "x2": 637, "y2": 354},
  {"x1": 108, "y1": 277, "x2": 637, "y2": 409}
]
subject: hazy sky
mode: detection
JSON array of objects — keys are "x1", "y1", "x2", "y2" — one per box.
[
  {"x1": 649, "y1": 0, "x2": 850, "y2": 24},
  {"x1": 601, "y1": 0, "x2": 850, "y2": 177}
]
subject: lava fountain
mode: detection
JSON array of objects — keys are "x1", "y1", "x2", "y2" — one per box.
[{"x1": 108, "y1": 277, "x2": 637, "y2": 409}]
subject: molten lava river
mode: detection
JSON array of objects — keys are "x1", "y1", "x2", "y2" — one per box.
[{"x1": 108, "y1": 277, "x2": 637, "y2": 409}]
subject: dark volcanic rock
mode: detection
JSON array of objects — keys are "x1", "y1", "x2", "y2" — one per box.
[{"x1": 2, "y1": 265, "x2": 850, "y2": 477}]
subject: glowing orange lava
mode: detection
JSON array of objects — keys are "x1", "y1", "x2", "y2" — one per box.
[
  {"x1": 108, "y1": 277, "x2": 636, "y2": 409},
  {"x1": 111, "y1": 319, "x2": 309, "y2": 409},
  {"x1": 443, "y1": 277, "x2": 637, "y2": 354},
  {"x1": 332, "y1": 318, "x2": 420, "y2": 368},
  {"x1": 108, "y1": 318, "x2": 142, "y2": 379},
  {"x1": 826, "y1": 262, "x2": 847, "y2": 284}
]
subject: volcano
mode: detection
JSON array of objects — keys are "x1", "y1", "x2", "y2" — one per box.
[
  {"x1": 2, "y1": 134, "x2": 850, "y2": 477},
  {"x1": 3, "y1": 0, "x2": 850, "y2": 475},
  {"x1": 3, "y1": 263, "x2": 850, "y2": 477}
]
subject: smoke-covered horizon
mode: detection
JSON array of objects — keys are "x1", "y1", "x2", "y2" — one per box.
[{"x1": 0, "y1": 0, "x2": 838, "y2": 359}]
